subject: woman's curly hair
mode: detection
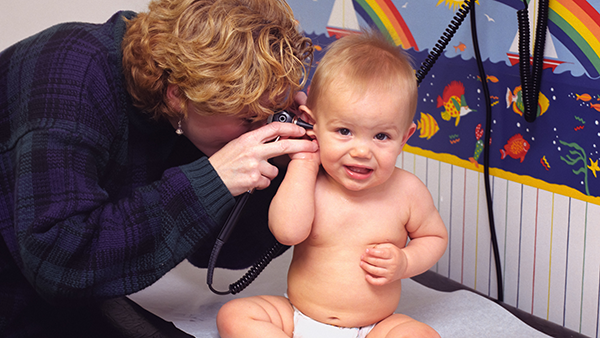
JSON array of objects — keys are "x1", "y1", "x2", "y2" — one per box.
[{"x1": 122, "y1": 0, "x2": 313, "y2": 120}]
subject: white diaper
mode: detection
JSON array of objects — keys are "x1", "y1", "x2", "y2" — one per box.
[{"x1": 292, "y1": 307, "x2": 376, "y2": 338}]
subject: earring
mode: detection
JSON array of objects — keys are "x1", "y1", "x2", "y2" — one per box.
[{"x1": 175, "y1": 118, "x2": 184, "y2": 135}]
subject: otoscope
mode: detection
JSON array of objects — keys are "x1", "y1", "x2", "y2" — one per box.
[
  {"x1": 267, "y1": 110, "x2": 314, "y2": 129},
  {"x1": 206, "y1": 110, "x2": 313, "y2": 295}
]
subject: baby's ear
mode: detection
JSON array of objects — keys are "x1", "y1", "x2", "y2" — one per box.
[
  {"x1": 298, "y1": 105, "x2": 316, "y2": 138},
  {"x1": 298, "y1": 105, "x2": 316, "y2": 125},
  {"x1": 400, "y1": 122, "x2": 417, "y2": 149}
]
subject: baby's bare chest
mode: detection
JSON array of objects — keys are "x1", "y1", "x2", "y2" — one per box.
[{"x1": 309, "y1": 194, "x2": 409, "y2": 247}]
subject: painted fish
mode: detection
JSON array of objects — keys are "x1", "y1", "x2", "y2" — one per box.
[
  {"x1": 500, "y1": 133, "x2": 530, "y2": 163},
  {"x1": 437, "y1": 81, "x2": 473, "y2": 126},
  {"x1": 506, "y1": 86, "x2": 549, "y2": 117},
  {"x1": 469, "y1": 124, "x2": 484, "y2": 168},
  {"x1": 477, "y1": 75, "x2": 499, "y2": 83},
  {"x1": 417, "y1": 112, "x2": 439, "y2": 140},
  {"x1": 590, "y1": 103, "x2": 600, "y2": 112},
  {"x1": 454, "y1": 42, "x2": 466, "y2": 52},
  {"x1": 576, "y1": 93, "x2": 592, "y2": 101}
]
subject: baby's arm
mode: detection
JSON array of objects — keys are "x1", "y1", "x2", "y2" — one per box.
[
  {"x1": 396, "y1": 174, "x2": 448, "y2": 278},
  {"x1": 268, "y1": 147, "x2": 320, "y2": 245},
  {"x1": 361, "y1": 174, "x2": 448, "y2": 285}
]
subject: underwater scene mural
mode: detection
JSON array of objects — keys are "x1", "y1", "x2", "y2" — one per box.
[{"x1": 288, "y1": 0, "x2": 600, "y2": 203}]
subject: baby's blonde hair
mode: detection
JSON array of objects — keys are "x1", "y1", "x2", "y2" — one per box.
[
  {"x1": 307, "y1": 29, "x2": 417, "y2": 126},
  {"x1": 122, "y1": 0, "x2": 313, "y2": 120}
]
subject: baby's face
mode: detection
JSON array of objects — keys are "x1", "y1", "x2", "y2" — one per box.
[{"x1": 312, "y1": 87, "x2": 415, "y2": 192}]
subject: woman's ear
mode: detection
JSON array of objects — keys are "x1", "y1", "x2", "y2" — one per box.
[{"x1": 166, "y1": 84, "x2": 185, "y2": 115}]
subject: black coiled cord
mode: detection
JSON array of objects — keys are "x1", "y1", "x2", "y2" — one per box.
[
  {"x1": 518, "y1": 0, "x2": 549, "y2": 123},
  {"x1": 206, "y1": 192, "x2": 290, "y2": 295},
  {"x1": 517, "y1": 8, "x2": 533, "y2": 121},
  {"x1": 227, "y1": 242, "x2": 289, "y2": 295},
  {"x1": 415, "y1": 0, "x2": 475, "y2": 85},
  {"x1": 208, "y1": 240, "x2": 289, "y2": 295}
]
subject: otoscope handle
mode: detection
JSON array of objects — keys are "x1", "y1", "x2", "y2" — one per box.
[
  {"x1": 218, "y1": 191, "x2": 251, "y2": 243},
  {"x1": 207, "y1": 191, "x2": 252, "y2": 295}
]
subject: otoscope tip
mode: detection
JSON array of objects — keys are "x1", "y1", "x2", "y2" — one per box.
[{"x1": 295, "y1": 119, "x2": 313, "y2": 129}]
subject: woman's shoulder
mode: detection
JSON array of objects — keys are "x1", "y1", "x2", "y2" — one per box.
[
  {"x1": 2, "y1": 11, "x2": 134, "y2": 81},
  {"x1": 1, "y1": 12, "x2": 136, "y2": 136}
]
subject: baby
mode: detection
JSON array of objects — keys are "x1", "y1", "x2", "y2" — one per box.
[{"x1": 217, "y1": 29, "x2": 448, "y2": 338}]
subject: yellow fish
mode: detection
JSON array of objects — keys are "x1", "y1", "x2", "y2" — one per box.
[
  {"x1": 417, "y1": 112, "x2": 439, "y2": 140},
  {"x1": 437, "y1": 81, "x2": 474, "y2": 126},
  {"x1": 506, "y1": 86, "x2": 549, "y2": 117}
]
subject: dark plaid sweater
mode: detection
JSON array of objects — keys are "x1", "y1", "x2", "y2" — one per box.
[{"x1": 0, "y1": 11, "x2": 278, "y2": 336}]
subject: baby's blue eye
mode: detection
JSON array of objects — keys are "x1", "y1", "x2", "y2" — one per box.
[{"x1": 375, "y1": 133, "x2": 389, "y2": 141}]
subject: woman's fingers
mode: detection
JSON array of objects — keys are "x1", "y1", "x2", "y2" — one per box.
[
  {"x1": 208, "y1": 122, "x2": 318, "y2": 196},
  {"x1": 254, "y1": 123, "x2": 317, "y2": 157}
]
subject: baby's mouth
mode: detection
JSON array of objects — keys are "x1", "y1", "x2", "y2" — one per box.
[{"x1": 345, "y1": 165, "x2": 373, "y2": 176}]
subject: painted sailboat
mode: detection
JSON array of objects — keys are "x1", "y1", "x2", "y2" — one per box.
[
  {"x1": 506, "y1": 0, "x2": 565, "y2": 71},
  {"x1": 326, "y1": 0, "x2": 361, "y2": 39}
]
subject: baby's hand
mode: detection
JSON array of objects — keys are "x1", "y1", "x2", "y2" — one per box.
[{"x1": 360, "y1": 243, "x2": 407, "y2": 286}]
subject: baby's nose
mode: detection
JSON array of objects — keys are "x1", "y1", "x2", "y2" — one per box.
[{"x1": 349, "y1": 141, "x2": 372, "y2": 159}]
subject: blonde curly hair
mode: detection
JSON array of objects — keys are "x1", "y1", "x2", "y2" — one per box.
[{"x1": 122, "y1": 0, "x2": 313, "y2": 120}]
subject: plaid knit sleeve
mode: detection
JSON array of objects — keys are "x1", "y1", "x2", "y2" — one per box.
[{"x1": 13, "y1": 127, "x2": 234, "y2": 303}]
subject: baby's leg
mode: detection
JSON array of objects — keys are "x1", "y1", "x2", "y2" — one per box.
[
  {"x1": 367, "y1": 313, "x2": 440, "y2": 338},
  {"x1": 217, "y1": 295, "x2": 294, "y2": 338}
]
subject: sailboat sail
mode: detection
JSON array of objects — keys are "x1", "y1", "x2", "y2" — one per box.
[
  {"x1": 326, "y1": 0, "x2": 361, "y2": 38},
  {"x1": 506, "y1": 0, "x2": 565, "y2": 71}
]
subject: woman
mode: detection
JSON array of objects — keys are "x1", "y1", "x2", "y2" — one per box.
[{"x1": 0, "y1": 0, "x2": 315, "y2": 336}]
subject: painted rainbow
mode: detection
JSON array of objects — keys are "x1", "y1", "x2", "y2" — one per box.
[{"x1": 326, "y1": 0, "x2": 418, "y2": 50}]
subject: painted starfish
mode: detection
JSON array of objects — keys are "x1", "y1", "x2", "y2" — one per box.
[{"x1": 588, "y1": 158, "x2": 600, "y2": 178}]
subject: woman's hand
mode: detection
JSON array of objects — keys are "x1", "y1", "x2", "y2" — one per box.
[
  {"x1": 288, "y1": 138, "x2": 320, "y2": 165},
  {"x1": 208, "y1": 122, "x2": 318, "y2": 196}
]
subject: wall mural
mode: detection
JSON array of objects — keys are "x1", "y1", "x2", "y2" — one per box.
[{"x1": 288, "y1": 0, "x2": 600, "y2": 204}]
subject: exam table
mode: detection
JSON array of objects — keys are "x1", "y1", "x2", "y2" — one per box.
[{"x1": 98, "y1": 249, "x2": 585, "y2": 338}]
